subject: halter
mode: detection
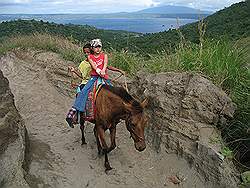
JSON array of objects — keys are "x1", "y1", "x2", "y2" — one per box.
[{"x1": 125, "y1": 115, "x2": 145, "y2": 142}]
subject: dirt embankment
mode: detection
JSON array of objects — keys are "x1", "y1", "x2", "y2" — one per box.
[
  {"x1": 0, "y1": 69, "x2": 28, "y2": 187},
  {"x1": 0, "y1": 50, "x2": 239, "y2": 188}
]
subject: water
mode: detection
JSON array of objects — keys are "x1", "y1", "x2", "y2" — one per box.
[{"x1": 0, "y1": 14, "x2": 197, "y2": 33}]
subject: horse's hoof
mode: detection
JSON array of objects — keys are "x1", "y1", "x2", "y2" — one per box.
[
  {"x1": 105, "y1": 168, "x2": 116, "y2": 175},
  {"x1": 105, "y1": 166, "x2": 113, "y2": 173},
  {"x1": 98, "y1": 150, "x2": 104, "y2": 156}
]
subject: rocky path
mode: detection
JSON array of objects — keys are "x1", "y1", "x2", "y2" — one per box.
[{"x1": 0, "y1": 51, "x2": 206, "y2": 188}]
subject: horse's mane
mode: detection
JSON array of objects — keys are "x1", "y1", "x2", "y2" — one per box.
[{"x1": 102, "y1": 85, "x2": 143, "y2": 112}]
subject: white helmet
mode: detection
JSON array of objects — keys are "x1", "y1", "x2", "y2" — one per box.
[{"x1": 90, "y1": 39, "x2": 102, "y2": 47}]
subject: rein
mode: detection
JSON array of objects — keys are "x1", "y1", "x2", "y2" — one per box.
[
  {"x1": 67, "y1": 67, "x2": 79, "y2": 89},
  {"x1": 126, "y1": 116, "x2": 145, "y2": 142},
  {"x1": 111, "y1": 73, "x2": 128, "y2": 92}
]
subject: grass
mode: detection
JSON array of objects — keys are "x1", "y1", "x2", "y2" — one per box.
[
  {"x1": 221, "y1": 146, "x2": 234, "y2": 159},
  {"x1": 0, "y1": 33, "x2": 83, "y2": 63},
  {"x1": 108, "y1": 50, "x2": 143, "y2": 75}
]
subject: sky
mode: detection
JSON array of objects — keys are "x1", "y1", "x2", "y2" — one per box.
[{"x1": 0, "y1": 0, "x2": 243, "y2": 14}]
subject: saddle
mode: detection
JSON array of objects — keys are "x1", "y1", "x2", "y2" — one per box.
[{"x1": 82, "y1": 78, "x2": 111, "y2": 121}]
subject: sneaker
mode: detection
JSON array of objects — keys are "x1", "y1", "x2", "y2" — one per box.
[
  {"x1": 66, "y1": 117, "x2": 74, "y2": 128},
  {"x1": 66, "y1": 108, "x2": 77, "y2": 128},
  {"x1": 72, "y1": 111, "x2": 78, "y2": 124}
]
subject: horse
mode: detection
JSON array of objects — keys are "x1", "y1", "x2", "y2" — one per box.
[{"x1": 79, "y1": 85, "x2": 148, "y2": 171}]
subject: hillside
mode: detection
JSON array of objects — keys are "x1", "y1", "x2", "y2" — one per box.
[
  {"x1": 0, "y1": 1, "x2": 248, "y2": 54},
  {"x1": 127, "y1": 0, "x2": 250, "y2": 53},
  {"x1": 0, "y1": 49, "x2": 239, "y2": 187},
  {"x1": 0, "y1": 19, "x2": 139, "y2": 50},
  {"x1": 181, "y1": 0, "x2": 250, "y2": 42}
]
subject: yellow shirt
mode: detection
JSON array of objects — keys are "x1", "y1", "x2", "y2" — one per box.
[{"x1": 78, "y1": 60, "x2": 91, "y2": 84}]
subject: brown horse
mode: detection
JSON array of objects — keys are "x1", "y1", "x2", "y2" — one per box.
[{"x1": 79, "y1": 85, "x2": 148, "y2": 171}]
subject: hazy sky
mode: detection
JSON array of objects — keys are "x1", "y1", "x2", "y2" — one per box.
[{"x1": 0, "y1": 0, "x2": 243, "y2": 14}]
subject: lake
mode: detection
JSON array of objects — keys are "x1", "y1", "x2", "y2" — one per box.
[{"x1": 0, "y1": 14, "x2": 197, "y2": 33}]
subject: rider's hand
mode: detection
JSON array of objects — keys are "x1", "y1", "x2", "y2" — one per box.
[
  {"x1": 100, "y1": 69, "x2": 106, "y2": 76},
  {"x1": 96, "y1": 68, "x2": 101, "y2": 75},
  {"x1": 68, "y1": 66, "x2": 75, "y2": 72},
  {"x1": 121, "y1": 70, "x2": 126, "y2": 75}
]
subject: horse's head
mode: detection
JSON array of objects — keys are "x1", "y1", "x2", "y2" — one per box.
[{"x1": 125, "y1": 99, "x2": 148, "y2": 152}]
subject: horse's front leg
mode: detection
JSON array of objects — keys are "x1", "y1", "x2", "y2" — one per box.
[
  {"x1": 79, "y1": 114, "x2": 87, "y2": 145},
  {"x1": 107, "y1": 126, "x2": 116, "y2": 153},
  {"x1": 96, "y1": 126, "x2": 112, "y2": 171}
]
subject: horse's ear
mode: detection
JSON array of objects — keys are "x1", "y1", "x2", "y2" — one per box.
[{"x1": 141, "y1": 98, "x2": 148, "y2": 108}]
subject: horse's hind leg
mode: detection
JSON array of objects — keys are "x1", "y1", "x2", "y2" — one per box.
[{"x1": 80, "y1": 113, "x2": 87, "y2": 145}]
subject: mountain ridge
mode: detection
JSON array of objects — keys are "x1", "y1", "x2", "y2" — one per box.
[{"x1": 135, "y1": 5, "x2": 213, "y2": 14}]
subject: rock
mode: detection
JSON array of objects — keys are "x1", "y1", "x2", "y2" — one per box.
[
  {"x1": 241, "y1": 171, "x2": 250, "y2": 184},
  {"x1": 129, "y1": 72, "x2": 239, "y2": 188},
  {"x1": 168, "y1": 175, "x2": 181, "y2": 184},
  {"x1": 0, "y1": 70, "x2": 29, "y2": 188}
]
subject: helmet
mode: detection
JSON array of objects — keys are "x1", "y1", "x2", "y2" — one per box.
[{"x1": 90, "y1": 39, "x2": 102, "y2": 48}]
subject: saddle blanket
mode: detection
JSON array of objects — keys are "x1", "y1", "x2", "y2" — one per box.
[{"x1": 82, "y1": 77, "x2": 111, "y2": 121}]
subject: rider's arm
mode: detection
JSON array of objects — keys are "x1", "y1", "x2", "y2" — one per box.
[
  {"x1": 73, "y1": 69, "x2": 83, "y2": 79},
  {"x1": 87, "y1": 56, "x2": 101, "y2": 75},
  {"x1": 103, "y1": 54, "x2": 108, "y2": 71},
  {"x1": 107, "y1": 66, "x2": 125, "y2": 75},
  {"x1": 100, "y1": 54, "x2": 108, "y2": 76},
  {"x1": 68, "y1": 66, "x2": 83, "y2": 79}
]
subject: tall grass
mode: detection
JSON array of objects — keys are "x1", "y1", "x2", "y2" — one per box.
[
  {"x1": 176, "y1": 39, "x2": 248, "y2": 92},
  {"x1": 0, "y1": 33, "x2": 84, "y2": 63},
  {"x1": 108, "y1": 50, "x2": 143, "y2": 75}
]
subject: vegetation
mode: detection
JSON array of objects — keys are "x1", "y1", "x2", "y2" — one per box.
[
  {"x1": 0, "y1": 33, "x2": 84, "y2": 63},
  {"x1": 1, "y1": 1, "x2": 249, "y2": 54},
  {"x1": 0, "y1": 19, "x2": 139, "y2": 51},
  {"x1": 125, "y1": 0, "x2": 250, "y2": 53}
]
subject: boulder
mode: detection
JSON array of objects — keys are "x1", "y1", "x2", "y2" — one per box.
[{"x1": 128, "y1": 72, "x2": 239, "y2": 188}]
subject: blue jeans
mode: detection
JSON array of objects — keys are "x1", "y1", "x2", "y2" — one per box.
[{"x1": 73, "y1": 76, "x2": 98, "y2": 112}]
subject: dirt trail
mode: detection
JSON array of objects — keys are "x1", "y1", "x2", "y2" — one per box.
[{"x1": 0, "y1": 51, "x2": 207, "y2": 188}]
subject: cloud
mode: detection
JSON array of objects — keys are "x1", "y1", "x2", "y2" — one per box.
[
  {"x1": 0, "y1": 0, "x2": 31, "y2": 4},
  {"x1": 0, "y1": 0, "x2": 243, "y2": 14}
]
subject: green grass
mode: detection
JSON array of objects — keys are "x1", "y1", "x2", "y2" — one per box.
[
  {"x1": 0, "y1": 33, "x2": 84, "y2": 63},
  {"x1": 108, "y1": 50, "x2": 144, "y2": 75}
]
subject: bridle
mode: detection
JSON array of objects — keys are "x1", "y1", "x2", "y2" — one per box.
[{"x1": 125, "y1": 115, "x2": 145, "y2": 143}]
